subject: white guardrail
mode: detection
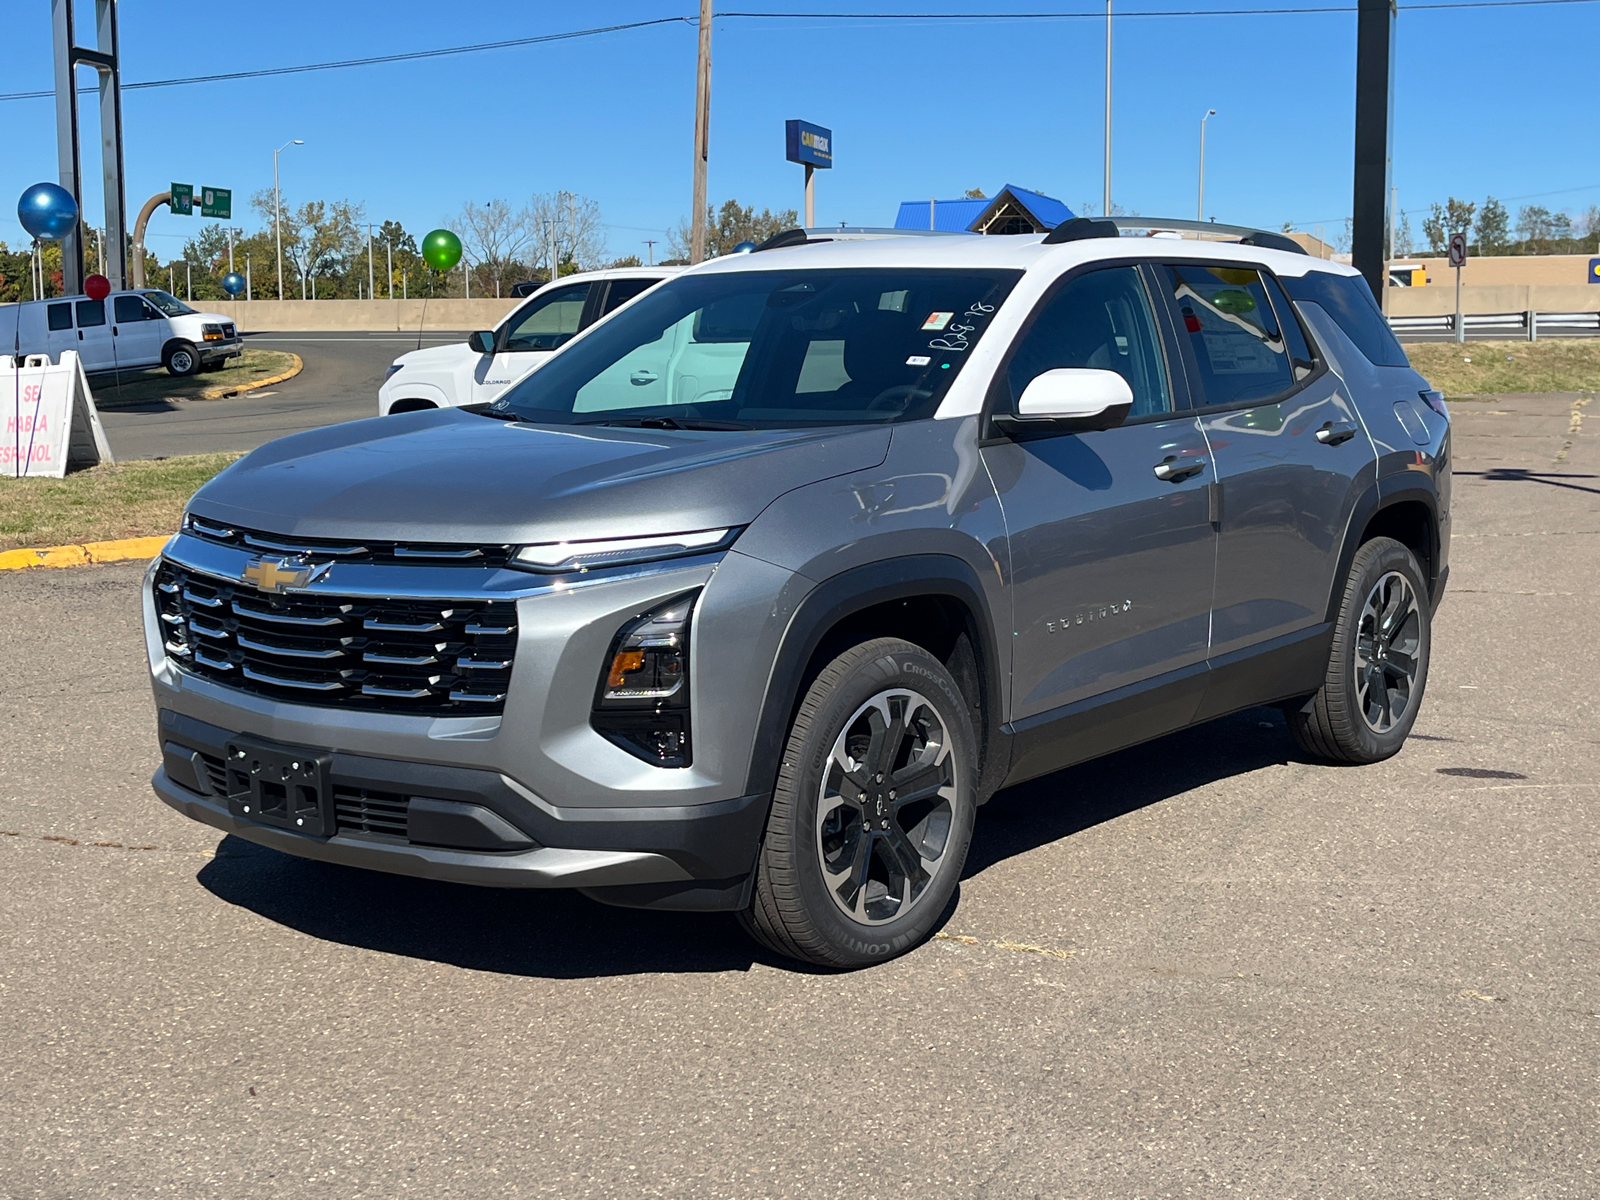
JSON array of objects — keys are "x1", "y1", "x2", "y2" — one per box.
[{"x1": 1388, "y1": 311, "x2": 1600, "y2": 340}]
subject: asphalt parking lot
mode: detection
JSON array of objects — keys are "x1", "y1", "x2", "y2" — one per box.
[
  {"x1": 94, "y1": 331, "x2": 467, "y2": 461},
  {"x1": 2, "y1": 393, "x2": 1596, "y2": 1198}
]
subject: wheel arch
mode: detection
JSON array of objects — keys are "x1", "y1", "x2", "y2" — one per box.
[
  {"x1": 743, "y1": 554, "x2": 1009, "y2": 805},
  {"x1": 1327, "y1": 477, "x2": 1441, "y2": 623},
  {"x1": 386, "y1": 397, "x2": 440, "y2": 415}
]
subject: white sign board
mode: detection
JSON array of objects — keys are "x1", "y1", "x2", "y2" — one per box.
[
  {"x1": 1448, "y1": 232, "x2": 1468, "y2": 268},
  {"x1": 2, "y1": 351, "x2": 114, "y2": 479}
]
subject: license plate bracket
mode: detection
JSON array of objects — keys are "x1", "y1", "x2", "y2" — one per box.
[{"x1": 223, "y1": 736, "x2": 334, "y2": 837}]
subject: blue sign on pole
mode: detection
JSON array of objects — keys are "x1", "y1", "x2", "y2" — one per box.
[
  {"x1": 1589, "y1": 257, "x2": 1600, "y2": 284},
  {"x1": 785, "y1": 120, "x2": 833, "y2": 169}
]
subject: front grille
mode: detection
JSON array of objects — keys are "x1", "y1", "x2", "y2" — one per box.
[
  {"x1": 334, "y1": 786, "x2": 409, "y2": 839},
  {"x1": 222, "y1": 322, "x2": 236, "y2": 339},
  {"x1": 156, "y1": 561, "x2": 517, "y2": 715},
  {"x1": 183, "y1": 516, "x2": 513, "y2": 568}
]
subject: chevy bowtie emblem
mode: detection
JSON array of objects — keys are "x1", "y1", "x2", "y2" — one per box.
[{"x1": 240, "y1": 556, "x2": 328, "y2": 594}]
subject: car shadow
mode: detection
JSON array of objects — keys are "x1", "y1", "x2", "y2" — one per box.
[{"x1": 197, "y1": 705, "x2": 1295, "y2": 978}]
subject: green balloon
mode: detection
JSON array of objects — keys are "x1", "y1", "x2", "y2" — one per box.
[{"x1": 422, "y1": 228, "x2": 463, "y2": 271}]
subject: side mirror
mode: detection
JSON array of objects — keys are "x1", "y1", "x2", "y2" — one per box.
[
  {"x1": 999, "y1": 368, "x2": 1133, "y2": 434},
  {"x1": 466, "y1": 329, "x2": 497, "y2": 355}
]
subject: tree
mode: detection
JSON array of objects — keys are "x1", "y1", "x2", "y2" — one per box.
[
  {"x1": 1422, "y1": 198, "x2": 1474, "y2": 254},
  {"x1": 524, "y1": 192, "x2": 607, "y2": 282},
  {"x1": 667, "y1": 199, "x2": 800, "y2": 260},
  {"x1": 455, "y1": 199, "x2": 530, "y2": 298},
  {"x1": 963, "y1": 188, "x2": 987, "y2": 199},
  {"x1": 1474, "y1": 197, "x2": 1509, "y2": 254},
  {"x1": 1393, "y1": 210, "x2": 1415, "y2": 257}
]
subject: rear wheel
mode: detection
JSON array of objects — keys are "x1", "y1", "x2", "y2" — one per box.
[
  {"x1": 164, "y1": 342, "x2": 199, "y2": 377},
  {"x1": 1286, "y1": 536, "x2": 1431, "y2": 763},
  {"x1": 741, "y1": 638, "x2": 976, "y2": 968}
]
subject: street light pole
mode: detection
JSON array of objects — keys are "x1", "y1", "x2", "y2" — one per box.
[
  {"x1": 1198, "y1": 109, "x2": 1216, "y2": 222},
  {"x1": 273, "y1": 138, "x2": 302, "y2": 301},
  {"x1": 1103, "y1": 0, "x2": 1112, "y2": 218}
]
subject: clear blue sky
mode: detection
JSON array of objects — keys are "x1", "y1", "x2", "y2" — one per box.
[{"x1": 2, "y1": 0, "x2": 1595, "y2": 259}]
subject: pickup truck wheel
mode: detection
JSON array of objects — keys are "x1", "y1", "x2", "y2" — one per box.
[
  {"x1": 740, "y1": 638, "x2": 976, "y2": 969},
  {"x1": 1286, "y1": 536, "x2": 1431, "y2": 764},
  {"x1": 164, "y1": 342, "x2": 200, "y2": 377}
]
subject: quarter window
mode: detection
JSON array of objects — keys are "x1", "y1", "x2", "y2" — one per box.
[
  {"x1": 502, "y1": 283, "x2": 589, "y2": 352},
  {"x1": 1160, "y1": 263, "x2": 1295, "y2": 408},
  {"x1": 1262, "y1": 274, "x2": 1317, "y2": 381},
  {"x1": 1006, "y1": 266, "x2": 1172, "y2": 418}
]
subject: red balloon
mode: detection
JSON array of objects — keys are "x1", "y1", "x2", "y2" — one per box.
[{"x1": 84, "y1": 274, "x2": 111, "y2": 301}]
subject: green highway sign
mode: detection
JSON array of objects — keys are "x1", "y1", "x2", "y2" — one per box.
[
  {"x1": 169, "y1": 183, "x2": 193, "y2": 215},
  {"x1": 200, "y1": 186, "x2": 232, "y2": 220}
]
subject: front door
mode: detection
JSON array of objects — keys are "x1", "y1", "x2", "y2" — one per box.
[
  {"x1": 112, "y1": 293, "x2": 165, "y2": 368},
  {"x1": 476, "y1": 281, "x2": 591, "y2": 401},
  {"x1": 72, "y1": 299, "x2": 114, "y2": 371},
  {"x1": 1153, "y1": 262, "x2": 1376, "y2": 662},
  {"x1": 982, "y1": 265, "x2": 1217, "y2": 760}
]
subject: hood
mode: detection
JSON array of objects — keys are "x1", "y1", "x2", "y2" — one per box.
[
  {"x1": 393, "y1": 340, "x2": 475, "y2": 369},
  {"x1": 188, "y1": 407, "x2": 892, "y2": 545}
]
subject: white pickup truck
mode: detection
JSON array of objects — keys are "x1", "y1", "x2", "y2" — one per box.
[
  {"x1": 4, "y1": 289, "x2": 242, "y2": 376},
  {"x1": 377, "y1": 265, "x2": 677, "y2": 415}
]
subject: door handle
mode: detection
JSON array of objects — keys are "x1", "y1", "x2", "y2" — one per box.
[
  {"x1": 1316, "y1": 420, "x2": 1359, "y2": 445},
  {"x1": 77, "y1": 330, "x2": 83, "y2": 340},
  {"x1": 1152, "y1": 455, "x2": 1206, "y2": 483},
  {"x1": 630, "y1": 369, "x2": 659, "y2": 386}
]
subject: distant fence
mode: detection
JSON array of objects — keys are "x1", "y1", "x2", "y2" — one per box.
[{"x1": 1388, "y1": 310, "x2": 1600, "y2": 342}]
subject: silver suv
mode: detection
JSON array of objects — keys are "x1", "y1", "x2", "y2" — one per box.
[{"x1": 144, "y1": 219, "x2": 1450, "y2": 968}]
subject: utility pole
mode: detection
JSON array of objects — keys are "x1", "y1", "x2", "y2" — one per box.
[
  {"x1": 227, "y1": 226, "x2": 235, "y2": 274},
  {"x1": 644, "y1": 239, "x2": 656, "y2": 266},
  {"x1": 690, "y1": 0, "x2": 713, "y2": 263},
  {"x1": 367, "y1": 223, "x2": 375, "y2": 302},
  {"x1": 386, "y1": 240, "x2": 393, "y2": 300},
  {"x1": 1198, "y1": 109, "x2": 1216, "y2": 221},
  {"x1": 246, "y1": 253, "x2": 252, "y2": 301},
  {"x1": 1103, "y1": 0, "x2": 1113, "y2": 218}
]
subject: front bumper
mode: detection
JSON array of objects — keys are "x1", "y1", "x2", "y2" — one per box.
[
  {"x1": 200, "y1": 338, "x2": 243, "y2": 362},
  {"x1": 154, "y1": 708, "x2": 768, "y2": 909}
]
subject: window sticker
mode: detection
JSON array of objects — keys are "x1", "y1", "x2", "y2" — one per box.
[
  {"x1": 927, "y1": 300, "x2": 997, "y2": 353},
  {"x1": 906, "y1": 355, "x2": 931, "y2": 366},
  {"x1": 922, "y1": 311, "x2": 954, "y2": 331},
  {"x1": 1202, "y1": 331, "x2": 1278, "y2": 375}
]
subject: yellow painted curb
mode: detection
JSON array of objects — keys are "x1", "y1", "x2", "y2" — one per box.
[
  {"x1": 0, "y1": 534, "x2": 170, "y2": 572},
  {"x1": 196, "y1": 352, "x2": 303, "y2": 401}
]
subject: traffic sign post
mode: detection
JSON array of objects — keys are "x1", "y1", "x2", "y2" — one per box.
[
  {"x1": 169, "y1": 183, "x2": 193, "y2": 215},
  {"x1": 200, "y1": 186, "x2": 232, "y2": 219},
  {"x1": 1448, "y1": 232, "x2": 1468, "y2": 344}
]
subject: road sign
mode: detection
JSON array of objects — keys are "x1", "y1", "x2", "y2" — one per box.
[
  {"x1": 200, "y1": 186, "x2": 232, "y2": 219},
  {"x1": 1448, "y1": 232, "x2": 1467, "y2": 268},
  {"x1": 169, "y1": 183, "x2": 193, "y2": 215}
]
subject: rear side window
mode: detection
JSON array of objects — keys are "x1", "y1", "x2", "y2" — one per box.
[
  {"x1": 1007, "y1": 266, "x2": 1172, "y2": 418},
  {"x1": 47, "y1": 303, "x2": 73, "y2": 331},
  {"x1": 1158, "y1": 263, "x2": 1295, "y2": 409},
  {"x1": 1280, "y1": 270, "x2": 1409, "y2": 367},
  {"x1": 1262, "y1": 274, "x2": 1317, "y2": 381},
  {"x1": 502, "y1": 283, "x2": 589, "y2": 352},
  {"x1": 600, "y1": 277, "x2": 658, "y2": 315},
  {"x1": 75, "y1": 299, "x2": 106, "y2": 328},
  {"x1": 114, "y1": 295, "x2": 149, "y2": 323}
]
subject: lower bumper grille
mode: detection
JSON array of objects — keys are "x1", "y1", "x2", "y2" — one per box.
[
  {"x1": 194, "y1": 749, "x2": 411, "y2": 840},
  {"x1": 156, "y1": 561, "x2": 517, "y2": 715}
]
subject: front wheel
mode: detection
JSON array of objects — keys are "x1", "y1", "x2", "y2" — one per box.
[
  {"x1": 164, "y1": 342, "x2": 200, "y2": 377},
  {"x1": 740, "y1": 638, "x2": 977, "y2": 969},
  {"x1": 1286, "y1": 536, "x2": 1431, "y2": 763}
]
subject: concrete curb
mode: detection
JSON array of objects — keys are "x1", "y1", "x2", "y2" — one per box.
[
  {"x1": 0, "y1": 535, "x2": 170, "y2": 572},
  {"x1": 195, "y1": 352, "x2": 303, "y2": 401}
]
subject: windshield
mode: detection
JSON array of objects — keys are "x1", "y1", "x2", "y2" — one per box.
[
  {"x1": 141, "y1": 290, "x2": 196, "y2": 317},
  {"x1": 489, "y1": 268, "x2": 1020, "y2": 428}
]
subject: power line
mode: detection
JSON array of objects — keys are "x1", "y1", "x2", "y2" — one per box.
[{"x1": 0, "y1": 16, "x2": 692, "y2": 103}]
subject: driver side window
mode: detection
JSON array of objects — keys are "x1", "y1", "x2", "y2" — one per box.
[
  {"x1": 1007, "y1": 267, "x2": 1172, "y2": 419},
  {"x1": 502, "y1": 283, "x2": 590, "y2": 352}
]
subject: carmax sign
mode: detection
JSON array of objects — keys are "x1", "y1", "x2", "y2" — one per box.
[{"x1": 785, "y1": 120, "x2": 833, "y2": 169}]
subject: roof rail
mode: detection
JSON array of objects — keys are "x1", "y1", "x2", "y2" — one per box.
[{"x1": 1040, "y1": 216, "x2": 1310, "y2": 255}]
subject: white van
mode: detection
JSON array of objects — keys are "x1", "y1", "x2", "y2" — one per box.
[
  {"x1": 3, "y1": 289, "x2": 242, "y2": 377},
  {"x1": 378, "y1": 265, "x2": 678, "y2": 414}
]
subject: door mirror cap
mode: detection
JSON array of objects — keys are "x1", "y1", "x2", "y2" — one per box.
[
  {"x1": 1001, "y1": 368, "x2": 1134, "y2": 434},
  {"x1": 466, "y1": 329, "x2": 496, "y2": 355}
]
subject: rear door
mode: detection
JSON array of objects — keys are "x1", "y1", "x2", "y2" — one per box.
[
  {"x1": 475, "y1": 281, "x2": 592, "y2": 402},
  {"x1": 112, "y1": 293, "x2": 164, "y2": 368},
  {"x1": 981, "y1": 264, "x2": 1217, "y2": 768},
  {"x1": 1153, "y1": 260, "x2": 1375, "y2": 677},
  {"x1": 73, "y1": 299, "x2": 114, "y2": 371}
]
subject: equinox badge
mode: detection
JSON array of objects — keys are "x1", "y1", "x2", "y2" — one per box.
[{"x1": 240, "y1": 556, "x2": 328, "y2": 594}]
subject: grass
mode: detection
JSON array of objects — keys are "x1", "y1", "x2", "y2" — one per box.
[
  {"x1": 1406, "y1": 340, "x2": 1600, "y2": 397},
  {"x1": 89, "y1": 348, "x2": 297, "y2": 409},
  {"x1": 0, "y1": 452, "x2": 240, "y2": 550}
]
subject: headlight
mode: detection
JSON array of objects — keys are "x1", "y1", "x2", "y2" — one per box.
[
  {"x1": 383, "y1": 363, "x2": 404, "y2": 381},
  {"x1": 511, "y1": 528, "x2": 736, "y2": 574},
  {"x1": 591, "y1": 592, "x2": 697, "y2": 767},
  {"x1": 201, "y1": 323, "x2": 224, "y2": 341}
]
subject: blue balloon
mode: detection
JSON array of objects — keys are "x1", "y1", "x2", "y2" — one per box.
[
  {"x1": 222, "y1": 272, "x2": 246, "y2": 296},
  {"x1": 17, "y1": 182, "x2": 79, "y2": 241},
  {"x1": 732, "y1": 240, "x2": 757, "y2": 254}
]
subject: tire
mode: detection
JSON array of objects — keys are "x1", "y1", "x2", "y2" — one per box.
[
  {"x1": 164, "y1": 342, "x2": 200, "y2": 377},
  {"x1": 740, "y1": 638, "x2": 977, "y2": 969},
  {"x1": 1286, "y1": 536, "x2": 1431, "y2": 764}
]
